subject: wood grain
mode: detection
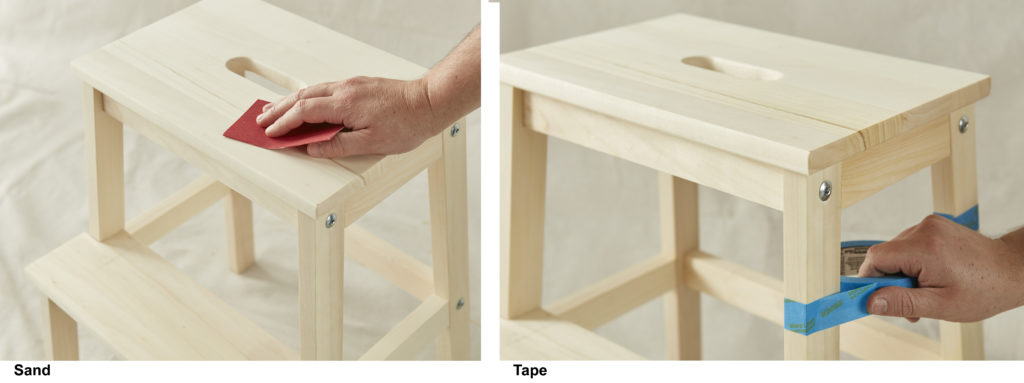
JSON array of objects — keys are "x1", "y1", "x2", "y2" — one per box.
[
  {"x1": 842, "y1": 114, "x2": 950, "y2": 208},
  {"x1": 501, "y1": 85, "x2": 548, "y2": 319},
  {"x1": 298, "y1": 210, "x2": 345, "y2": 360},
  {"x1": 341, "y1": 134, "x2": 442, "y2": 227},
  {"x1": 42, "y1": 299, "x2": 79, "y2": 361},
  {"x1": 501, "y1": 310, "x2": 644, "y2": 360},
  {"x1": 25, "y1": 232, "x2": 297, "y2": 360},
  {"x1": 684, "y1": 250, "x2": 940, "y2": 360},
  {"x1": 359, "y1": 297, "x2": 449, "y2": 360},
  {"x1": 72, "y1": 0, "x2": 431, "y2": 219},
  {"x1": 932, "y1": 104, "x2": 984, "y2": 360},
  {"x1": 659, "y1": 174, "x2": 701, "y2": 360},
  {"x1": 502, "y1": 13, "x2": 990, "y2": 174},
  {"x1": 224, "y1": 190, "x2": 255, "y2": 273},
  {"x1": 501, "y1": 11, "x2": 991, "y2": 361},
  {"x1": 65, "y1": 0, "x2": 469, "y2": 362},
  {"x1": 783, "y1": 166, "x2": 841, "y2": 360},
  {"x1": 428, "y1": 119, "x2": 471, "y2": 360},
  {"x1": 125, "y1": 175, "x2": 229, "y2": 245},
  {"x1": 345, "y1": 225, "x2": 434, "y2": 301},
  {"x1": 545, "y1": 255, "x2": 676, "y2": 330},
  {"x1": 83, "y1": 86, "x2": 124, "y2": 241},
  {"x1": 525, "y1": 92, "x2": 784, "y2": 210}
]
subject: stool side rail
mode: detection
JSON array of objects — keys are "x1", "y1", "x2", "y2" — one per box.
[
  {"x1": 841, "y1": 113, "x2": 951, "y2": 208},
  {"x1": 544, "y1": 254, "x2": 676, "y2": 330},
  {"x1": 340, "y1": 134, "x2": 442, "y2": 227},
  {"x1": 346, "y1": 225, "x2": 434, "y2": 301},
  {"x1": 523, "y1": 91, "x2": 785, "y2": 210},
  {"x1": 100, "y1": 95, "x2": 303, "y2": 225},
  {"x1": 359, "y1": 296, "x2": 449, "y2": 360},
  {"x1": 125, "y1": 175, "x2": 230, "y2": 245},
  {"x1": 685, "y1": 249, "x2": 941, "y2": 360}
]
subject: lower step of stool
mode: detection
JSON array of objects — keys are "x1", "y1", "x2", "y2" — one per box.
[
  {"x1": 25, "y1": 231, "x2": 298, "y2": 360},
  {"x1": 501, "y1": 309, "x2": 644, "y2": 360}
]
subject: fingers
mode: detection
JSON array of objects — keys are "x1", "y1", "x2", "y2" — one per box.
[
  {"x1": 307, "y1": 129, "x2": 377, "y2": 158},
  {"x1": 265, "y1": 98, "x2": 343, "y2": 137},
  {"x1": 858, "y1": 236, "x2": 927, "y2": 278},
  {"x1": 860, "y1": 214, "x2": 956, "y2": 278},
  {"x1": 866, "y1": 286, "x2": 944, "y2": 320},
  {"x1": 857, "y1": 243, "x2": 886, "y2": 277},
  {"x1": 858, "y1": 240, "x2": 907, "y2": 277},
  {"x1": 257, "y1": 84, "x2": 332, "y2": 128}
]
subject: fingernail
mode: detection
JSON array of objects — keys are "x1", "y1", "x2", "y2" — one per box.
[{"x1": 869, "y1": 298, "x2": 888, "y2": 314}]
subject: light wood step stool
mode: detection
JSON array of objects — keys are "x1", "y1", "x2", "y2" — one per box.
[
  {"x1": 500, "y1": 13, "x2": 989, "y2": 360},
  {"x1": 26, "y1": 0, "x2": 470, "y2": 361}
]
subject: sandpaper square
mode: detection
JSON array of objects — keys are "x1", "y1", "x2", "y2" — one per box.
[{"x1": 223, "y1": 99, "x2": 345, "y2": 149}]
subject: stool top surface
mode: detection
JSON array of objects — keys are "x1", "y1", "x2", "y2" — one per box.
[
  {"x1": 501, "y1": 13, "x2": 990, "y2": 174},
  {"x1": 72, "y1": 0, "x2": 426, "y2": 217}
]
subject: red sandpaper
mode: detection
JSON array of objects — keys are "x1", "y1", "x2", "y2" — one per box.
[{"x1": 223, "y1": 99, "x2": 345, "y2": 149}]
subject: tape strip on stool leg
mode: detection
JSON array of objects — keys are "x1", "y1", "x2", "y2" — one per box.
[{"x1": 782, "y1": 205, "x2": 978, "y2": 335}]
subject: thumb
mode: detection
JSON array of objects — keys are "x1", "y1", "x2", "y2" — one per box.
[
  {"x1": 867, "y1": 286, "x2": 943, "y2": 319},
  {"x1": 307, "y1": 129, "x2": 377, "y2": 158}
]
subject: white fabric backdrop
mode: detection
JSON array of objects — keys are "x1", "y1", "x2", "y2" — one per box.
[
  {"x1": 502, "y1": 0, "x2": 1024, "y2": 360},
  {"x1": 0, "y1": 0, "x2": 480, "y2": 360}
]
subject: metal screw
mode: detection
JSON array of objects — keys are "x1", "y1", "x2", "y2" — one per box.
[
  {"x1": 450, "y1": 123, "x2": 460, "y2": 137},
  {"x1": 959, "y1": 116, "x2": 969, "y2": 133},
  {"x1": 456, "y1": 298, "x2": 465, "y2": 310},
  {"x1": 819, "y1": 180, "x2": 832, "y2": 201},
  {"x1": 325, "y1": 213, "x2": 336, "y2": 228}
]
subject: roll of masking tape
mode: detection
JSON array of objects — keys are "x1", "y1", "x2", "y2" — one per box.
[{"x1": 783, "y1": 205, "x2": 978, "y2": 335}]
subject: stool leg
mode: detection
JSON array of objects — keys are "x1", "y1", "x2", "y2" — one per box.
[
  {"x1": 428, "y1": 119, "x2": 471, "y2": 360},
  {"x1": 297, "y1": 210, "x2": 345, "y2": 360},
  {"x1": 42, "y1": 298, "x2": 78, "y2": 360},
  {"x1": 224, "y1": 190, "x2": 255, "y2": 273},
  {"x1": 783, "y1": 166, "x2": 841, "y2": 360},
  {"x1": 501, "y1": 85, "x2": 548, "y2": 320},
  {"x1": 659, "y1": 173, "x2": 701, "y2": 360},
  {"x1": 83, "y1": 85, "x2": 124, "y2": 241},
  {"x1": 931, "y1": 104, "x2": 985, "y2": 360}
]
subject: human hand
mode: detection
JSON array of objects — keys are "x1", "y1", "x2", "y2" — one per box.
[
  {"x1": 858, "y1": 214, "x2": 1024, "y2": 322},
  {"x1": 256, "y1": 76, "x2": 447, "y2": 158},
  {"x1": 256, "y1": 26, "x2": 480, "y2": 158}
]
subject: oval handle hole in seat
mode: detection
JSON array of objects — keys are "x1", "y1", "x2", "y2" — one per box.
[
  {"x1": 682, "y1": 56, "x2": 783, "y2": 81},
  {"x1": 226, "y1": 57, "x2": 307, "y2": 95}
]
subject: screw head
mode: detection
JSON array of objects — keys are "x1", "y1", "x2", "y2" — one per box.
[
  {"x1": 325, "y1": 213, "x2": 336, "y2": 228},
  {"x1": 456, "y1": 298, "x2": 465, "y2": 310},
  {"x1": 959, "y1": 116, "x2": 969, "y2": 133},
  {"x1": 819, "y1": 180, "x2": 832, "y2": 201},
  {"x1": 450, "y1": 123, "x2": 460, "y2": 137}
]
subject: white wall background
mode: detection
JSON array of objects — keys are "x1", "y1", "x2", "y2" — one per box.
[
  {"x1": 501, "y1": 0, "x2": 1024, "y2": 360},
  {"x1": 0, "y1": 0, "x2": 480, "y2": 360}
]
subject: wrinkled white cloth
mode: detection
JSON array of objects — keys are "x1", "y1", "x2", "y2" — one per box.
[{"x1": 0, "y1": 0, "x2": 480, "y2": 360}]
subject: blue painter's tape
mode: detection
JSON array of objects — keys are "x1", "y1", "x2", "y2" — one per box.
[
  {"x1": 936, "y1": 204, "x2": 979, "y2": 231},
  {"x1": 840, "y1": 240, "x2": 883, "y2": 248},
  {"x1": 783, "y1": 204, "x2": 978, "y2": 335},
  {"x1": 784, "y1": 275, "x2": 915, "y2": 335}
]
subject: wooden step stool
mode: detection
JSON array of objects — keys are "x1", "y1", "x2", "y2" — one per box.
[
  {"x1": 26, "y1": 0, "x2": 470, "y2": 361},
  {"x1": 500, "y1": 13, "x2": 989, "y2": 360}
]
